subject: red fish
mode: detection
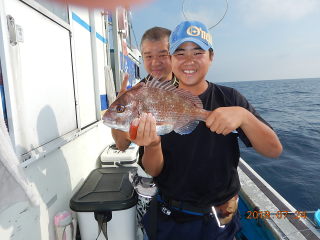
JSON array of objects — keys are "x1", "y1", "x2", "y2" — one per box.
[{"x1": 102, "y1": 78, "x2": 211, "y2": 135}]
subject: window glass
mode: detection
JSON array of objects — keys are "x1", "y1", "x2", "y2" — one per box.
[{"x1": 34, "y1": 0, "x2": 69, "y2": 23}]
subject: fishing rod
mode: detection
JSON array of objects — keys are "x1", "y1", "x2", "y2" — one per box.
[{"x1": 258, "y1": 107, "x2": 320, "y2": 135}]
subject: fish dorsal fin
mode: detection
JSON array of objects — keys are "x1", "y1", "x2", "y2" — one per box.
[
  {"x1": 146, "y1": 78, "x2": 160, "y2": 87},
  {"x1": 145, "y1": 78, "x2": 203, "y2": 108},
  {"x1": 146, "y1": 78, "x2": 164, "y2": 88},
  {"x1": 175, "y1": 121, "x2": 199, "y2": 135},
  {"x1": 172, "y1": 88, "x2": 203, "y2": 108}
]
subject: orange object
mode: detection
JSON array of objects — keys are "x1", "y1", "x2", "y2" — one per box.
[
  {"x1": 52, "y1": 0, "x2": 151, "y2": 10},
  {"x1": 129, "y1": 122, "x2": 138, "y2": 140},
  {"x1": 123, "y1": 41, "x2": 128, "y2": 56}
]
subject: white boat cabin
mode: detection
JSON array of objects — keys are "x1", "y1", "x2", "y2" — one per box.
[{"x1": 0, "y1": 0, "x2": 140, "y2": 239}]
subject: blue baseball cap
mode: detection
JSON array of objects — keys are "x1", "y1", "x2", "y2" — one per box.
[{"x1": 169, "y1": 20, "x2": 213, "y2": 55}]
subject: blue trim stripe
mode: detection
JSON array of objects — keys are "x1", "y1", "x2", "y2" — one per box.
[
  {"x1": 96, "y1": 32, "x2": 107, "y2": 44},
  {"x1": 72, "y1": 12, "x2": 108, "y2": 45},
  {"x1": 72, "y1": 12, "x2": 91, "y2": 32},
  {"x1": 100, "y1": 94, "x2": 108, "y2": 111}
]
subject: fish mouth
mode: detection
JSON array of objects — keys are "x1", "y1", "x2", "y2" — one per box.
[{"x1": 102, "y1": 120, "x2": 129, "y2": 132}]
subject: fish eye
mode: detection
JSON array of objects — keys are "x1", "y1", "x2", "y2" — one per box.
[{"x1": 116, "y1": 104, "x2": 125, "y2": 113}]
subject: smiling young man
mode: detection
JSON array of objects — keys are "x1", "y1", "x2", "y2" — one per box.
[{"x1": 130, "y1": 20, "x2": 283, "y2": 240}]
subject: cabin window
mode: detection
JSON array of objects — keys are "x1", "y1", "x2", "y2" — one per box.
[
  {"x1": 135, "y1": 64, "x2": 140, "y2": 79},
  {"x1": 34, "y1": 0, "x2": 69, "y2": 23}
]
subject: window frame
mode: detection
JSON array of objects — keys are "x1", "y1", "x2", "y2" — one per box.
[
  {"x1": 21, "y1": 0, "x2": 71, "y2": 31},
  {"x1": 0, "y1": 0, "x2": 104, "y2": 167}
]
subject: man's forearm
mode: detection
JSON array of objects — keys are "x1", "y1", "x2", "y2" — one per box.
[
  {"x1": 111, "y1": 129, "x2": 131, "y2": 151},
  {"x1": 240, "y1": 110, "x2": 282, "y2": 158},
  {"x1": 142, "y1": 141, "x2": 164, "y2": 177}
]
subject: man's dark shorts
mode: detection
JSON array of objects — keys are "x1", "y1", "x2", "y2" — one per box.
[{"x1": 142, "y1": 202, "x2": 242, "y2": 240}]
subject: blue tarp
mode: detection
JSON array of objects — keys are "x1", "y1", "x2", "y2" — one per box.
[{"x1": 120, "y1": 52, "x2": 136, "y2": 89}]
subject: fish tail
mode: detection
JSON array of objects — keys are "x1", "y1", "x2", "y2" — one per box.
[{"x1": 198, "y1": 109, "x2": 212, "y2": 121}]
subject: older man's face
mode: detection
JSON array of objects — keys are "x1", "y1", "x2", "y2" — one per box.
[{"x1": 142, "y1": 40, "x2": 172, "y2": 81}]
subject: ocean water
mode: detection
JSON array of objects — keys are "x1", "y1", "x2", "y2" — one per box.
[{"x1": 218, "y1": 78, "x2": 320, "y2": 214}]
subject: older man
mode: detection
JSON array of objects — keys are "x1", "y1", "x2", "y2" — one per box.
[
  {"x1": 110, "y1": 26, "x2": 178, "y2": 238},
  {"x1": 112, "y1": 26, "x2": 178, "y2": 154}
]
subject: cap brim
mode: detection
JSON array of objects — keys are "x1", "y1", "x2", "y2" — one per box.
[{"x1": 169, "y1": 37, "x2": 212, "y2": 55}]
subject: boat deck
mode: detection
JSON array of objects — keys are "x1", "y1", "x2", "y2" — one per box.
[{"x1": 238, "y1": 158, "x2": 320, "y2": 240}]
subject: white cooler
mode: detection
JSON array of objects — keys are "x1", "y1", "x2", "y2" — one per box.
[
  {"x1": 100, "y1": 143, "x2": 140, "y2": 168},
  {"x1": 69, "y1": 168, "x2": 138, "y2": 240}
]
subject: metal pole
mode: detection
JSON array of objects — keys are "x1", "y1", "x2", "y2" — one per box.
[
  {"x1": 89, "y1": 9, "x2": 102, "y2": 120},
  {"x1": 112, "y1": 8, "x2": 122, "y2": 93}
]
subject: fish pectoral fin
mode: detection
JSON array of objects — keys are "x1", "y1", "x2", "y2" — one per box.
[
  {"x1": 174, "y1": 121, "x2": 199, "y2": 135},
  {"x1": 156, "y1": 124, "x2": 175, "y2": 135}
]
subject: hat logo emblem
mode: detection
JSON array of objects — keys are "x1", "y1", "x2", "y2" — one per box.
[
  {"x1": 186, "y1": 26, "x2": 200, "y2": 36},
  {"x1": 186, "y1": 26, "x2": 212, "y2": 46}
]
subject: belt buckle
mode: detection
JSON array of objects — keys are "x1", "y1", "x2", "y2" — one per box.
[
  {"x1": 211, "y1": 206, "x2": 225, "y2": 228},
  {"x1": 161, "y1": 205, "x2": 171, "y2": 215}
]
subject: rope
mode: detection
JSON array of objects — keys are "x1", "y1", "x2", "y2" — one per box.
[
  {"x1": 258, "y1": 107, "x2": 320, "y2": 135},
  {"x1": 130, "y1": 22, "x2": 140, "y2": 51}
]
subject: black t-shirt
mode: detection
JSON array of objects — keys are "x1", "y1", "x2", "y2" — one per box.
[{"x1": 154, "y1": 81, "x2": 272, "y2": 207}]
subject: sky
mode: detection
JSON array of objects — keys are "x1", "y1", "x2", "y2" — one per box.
[{"x1": 128, "y1": 0, "x2": 320, "y2": 83}]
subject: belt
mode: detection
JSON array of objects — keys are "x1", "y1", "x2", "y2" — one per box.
[
  {"x1": 158, "y1": 192, "x2": 239, "y2": 225},
  {"x1": 158, "y1": 192, "x2": 211, "y2": 215},
  {"x1": 149, "y1": 192, "x2": 239, "y2": 240}
]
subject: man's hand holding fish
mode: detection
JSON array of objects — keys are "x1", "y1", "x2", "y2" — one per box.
[
  {"x1": 131, "y1": 113, "x2": 163, "y2": 176},
  {"x1": 130, "y1": 113, "x2": 160, "y2": 147}
]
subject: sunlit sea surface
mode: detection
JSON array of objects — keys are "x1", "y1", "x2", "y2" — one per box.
[{"x1": 218, "y1": 78, "x2": 320, "y2": 214}]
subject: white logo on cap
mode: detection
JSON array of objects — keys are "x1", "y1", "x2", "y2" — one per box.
[{"x1": 186, "y1": 26, "x2": 212, "y2": 46}]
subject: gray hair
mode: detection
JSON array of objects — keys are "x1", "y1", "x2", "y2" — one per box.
[{"x1": 140, "y1": 27, "x2": 171, "y2": 53}]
